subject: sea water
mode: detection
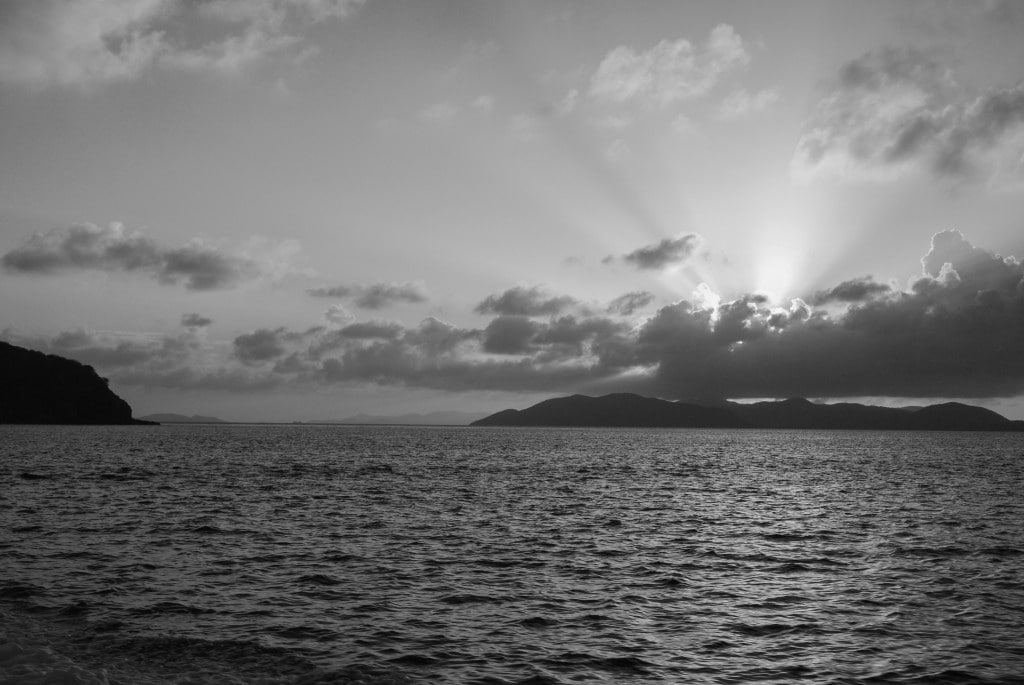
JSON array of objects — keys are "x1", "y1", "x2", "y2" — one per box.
[{"x1": 1, "y1": 424, "x2": 1023, "y2": 684}]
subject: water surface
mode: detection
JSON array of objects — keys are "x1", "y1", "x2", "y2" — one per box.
[{"x1": 2, "y1": 424, "x2": 1023, "y2": 683}]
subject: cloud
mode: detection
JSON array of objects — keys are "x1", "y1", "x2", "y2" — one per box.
[
  {"x1": 589, "y1": 24, "x2": 749, "y2": 107},
  {"x1": 628, "y1": 230, "x2": 1024, "y2": 399},
  {"x1": 0, "y1": 0, "x2": 364, "y2": 90},
  {"x1": 10, "y1": 231, "x2": 1021, "y2": 401},
  {"x1": 336, "y1": 320, "x2": 404, "y2": 340},
  {"x1": 1, "y1": 223, "x2": 259, "y2": 290},
  {"x1": 607, "y1": 291, "x2": 655, "y2": 316},
  {"x1": 717, "y1": 87, "x2": 779, "y2": 119},
  {"x1": 422, "y1": 102, "x2": 458, "y2": 123},
  {"x1": 234, "y1": 328, "x2": 288, "y2": 364},
  {"x1": 181, "y1": 313, "x2": 213, "y2": 328},
  {"x1": 307, "y1": 281, "x2": 428, "y2": 309},
  {"x1": 483, "y1": 316, "x2": 540, "y2": 355},
  {"x1": 475, "y1": 286, "x2": 579, "y2": 317},
  {"x1": 811, "y1": 277, "x2": 891, "y2": 305},
  {"x1": 606, "y1": 234, "x2": 704, "y2": 270},
  {"x1": 793, "y1": 46, "x2": 1024, "y2": 184}
]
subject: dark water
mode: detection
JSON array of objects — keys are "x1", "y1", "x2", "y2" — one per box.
[{"x1": 2, "y1": 424, "x2": 1023, "y2": 684}]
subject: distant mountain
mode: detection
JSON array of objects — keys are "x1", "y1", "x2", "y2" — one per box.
[
  {"x1": 473, "y1": 393, "x2": 749, "y2": 428},
  {"x1": 472, "y1": 393, "x2": 1024, "y2": 431},
  {"x1": 327, "y1": 410, "x2": 490, "y2": 426},
  {"x1": 138, "y1": 413, "x2": 228, "y2": 424},
  {"x1": 0, "y1": 341, "x2": 153, "y2": 425}
]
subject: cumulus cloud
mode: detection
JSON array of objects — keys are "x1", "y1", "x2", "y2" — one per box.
[
  {"x1": 793, "y1": 46, "x2": 1024, "y2": 184},
  {"x1": 0, "y1": 0, "x2": 364, "y2": 90},
  {"x1": 475, "y1": 286, "x2": 579, "y2": 317},
  {"x1": 307, "y1": 281, "x2": 428, "y2": 309},
  {"x1": 606, "y1": 234, "x2": 704, "y2": 270},
  {"x1": 630, "y1": 230, "x2": 1024, "y2": 399},
  {"x1": 483, "y1": 316, "x2": 540, "y2": 355},
  {"x1": 589, "y1": 24, "x2": 749, "y2": 107},
  {"x1": 1, "y1": 223, "x2": 260, "y2": 290}
]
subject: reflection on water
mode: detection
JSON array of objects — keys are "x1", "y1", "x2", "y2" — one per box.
[{"x1": 1, "y1": 424, "x2": 1023, "y2": 683}]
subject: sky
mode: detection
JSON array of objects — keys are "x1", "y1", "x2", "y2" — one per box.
[{"x1": 2, "y1": 0, "x2": 1024, "y2": 422}]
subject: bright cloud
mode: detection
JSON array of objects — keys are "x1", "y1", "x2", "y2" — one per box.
[{"x1": 589, "y1": 24, "x2": 749, "y2": 107}]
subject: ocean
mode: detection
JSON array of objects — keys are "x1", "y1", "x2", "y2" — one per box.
[{"x1": 1, "y1": 424, "x2": 1023, "y2": 684}]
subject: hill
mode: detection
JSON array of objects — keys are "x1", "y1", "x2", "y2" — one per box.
[
  {"x1": 472, "y1": 393, "x2": 1024, "y2": 431},
  {"x1": 0, "y1": 341, "x2": 152, "y2": 425},
  {"x1": 472, "y1": 393, "x2": 750, "y2": 428}
]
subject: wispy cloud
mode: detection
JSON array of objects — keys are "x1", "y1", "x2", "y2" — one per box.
[
  {"x1": 0, "y1": 0, "x2": 365, "y2": 90},
  {"x1": 604, "y1": 234, "x2": 704, "y2": 270},
  {"x1": 307, "y1": 281, "x2": 429, "y2": 309},
  {"x1": 589, "y1": 24, "x2": 749, "y2": 107},
  {"x1": 716, "y1": 87, "x2": 779, "y2": 119},
  {"x1": 475, "y1": 285, "x2": 580, "y2": 317}
]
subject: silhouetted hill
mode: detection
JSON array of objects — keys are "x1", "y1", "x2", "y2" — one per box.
[
  {"x1": 472, "y1": 393, "x2": 1024, "y2": 431},
  {"x1": 472, "y1": 393, "x2": 750, "y2": 428},
  {"x1": 138, "y1": 413, "x2": 227, "y2": 424},
  {"x1": 0, "y1": 341, "x2": 152, "y2": 425}
]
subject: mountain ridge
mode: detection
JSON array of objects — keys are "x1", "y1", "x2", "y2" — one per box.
[{"x1": 472, "y1": 393, "x2": 1024, "y2": 431}]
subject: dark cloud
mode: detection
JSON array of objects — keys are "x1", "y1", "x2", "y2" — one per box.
[
  {"x1": 307, "y1": 281, "x2": 428, "y2": 309},
  {"x1": 811, "y1": 277, "x2": 891, "y2": 305},
  {"x1": 794, "y1": 47, "x2": 1024, "y2": 182},
  {"x1": 1, "y1": 223, "x2": 255, "y2": 290},
  {"x1": 483, "y1": 316, "x2": 540, "y2": 354},
  {"x1": 606, "y1": 234, "x2": 703, "y2": 270},
  {"x1": 475, "y1": 286, "x2": 579, "y2": 317},
  {"x1": 181, "y1": 313, "x2": 213, "y2": 328},
  {"x1": 233, "y1": 328, "x2": 288, "y2": 365},
  {"x1": 630, "y1": 231, "x2": 1024, "y2": 399},
  {"x1": 607, "y1": 290, "x2": 655, "y2": 315},
  {"x1": 160, "y1": 243, "x2": 253, "y2": 290}
]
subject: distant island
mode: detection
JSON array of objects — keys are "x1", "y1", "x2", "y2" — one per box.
[
  {"x1": 0, "y1": 341, "x2": 153, "y2": 425},
  {"x1": 325, "y1": 410, "x2": 490, "y2": 426},
  {"x1": 137, "y1": 413, "x2": 227, "y2": 424},
  {"x1": 472, "y1": 393, "x2": 1024, "y2": 432}
]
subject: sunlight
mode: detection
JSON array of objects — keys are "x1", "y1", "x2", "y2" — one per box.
[{"x1": 751, "y1": 215, "x2": 813, "y2": 304}]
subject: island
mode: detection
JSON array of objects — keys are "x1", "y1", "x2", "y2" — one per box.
[
  {"x1": 0, "y1": 341, "x2": 154, "y2": 425},
  {"x1": 471, "y1": 393, "x2": 1024, "y2": 431}
]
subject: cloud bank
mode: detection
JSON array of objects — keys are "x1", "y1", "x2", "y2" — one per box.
[{"x1": 8, "y1": 231, "x2": 1023, "y2": 401}]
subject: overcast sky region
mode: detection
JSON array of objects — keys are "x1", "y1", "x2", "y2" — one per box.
[{"x1": 2, "y1": 0, "x2": 1024, "y2": 421}]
